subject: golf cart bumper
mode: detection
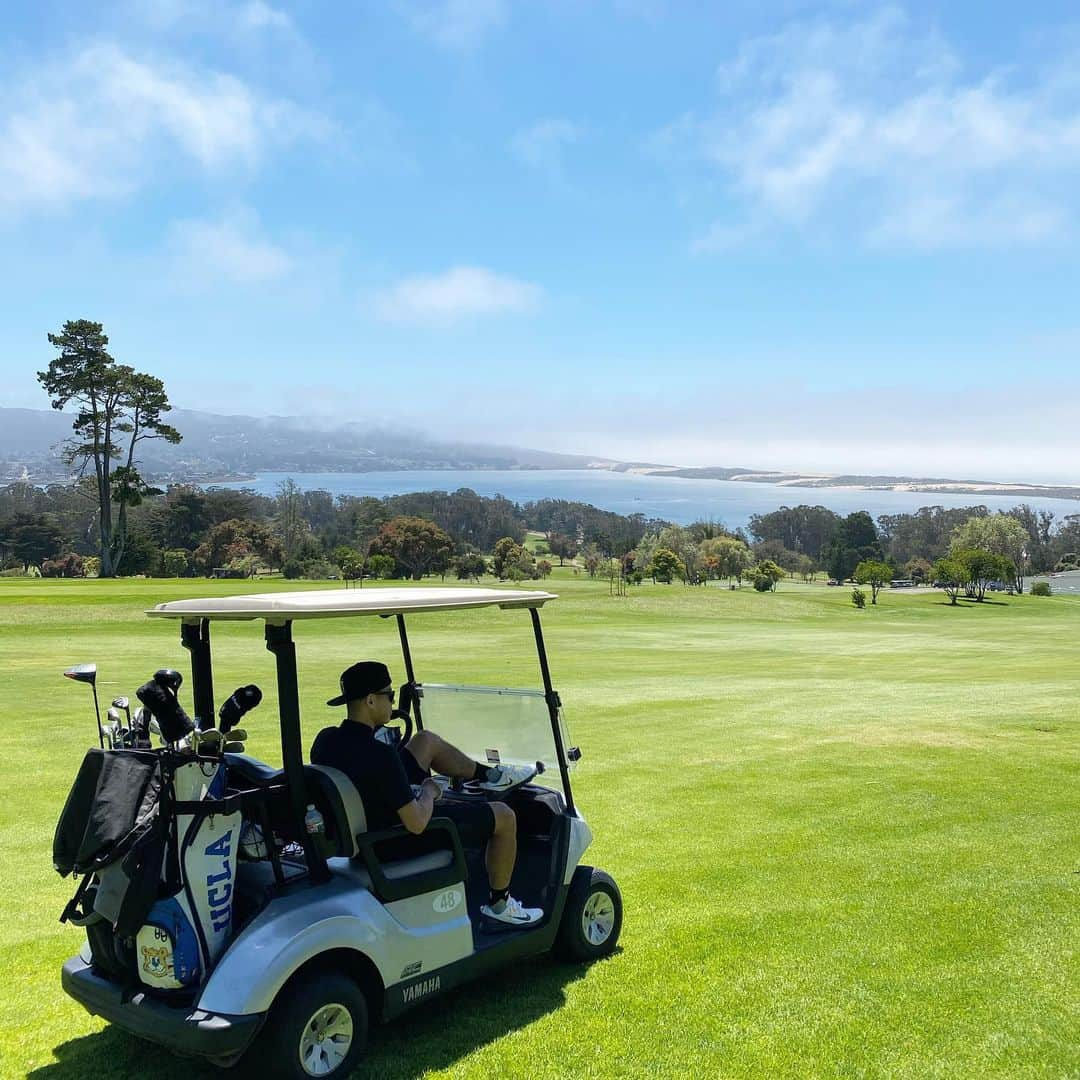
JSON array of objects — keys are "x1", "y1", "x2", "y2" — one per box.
[{"x1": 62, "y1": 957, "x2": 264, "y2": 1061}]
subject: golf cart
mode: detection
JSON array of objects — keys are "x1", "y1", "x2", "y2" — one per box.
[{"x1": 57, "y1": 587, "x2": 622, "y2": 1076}]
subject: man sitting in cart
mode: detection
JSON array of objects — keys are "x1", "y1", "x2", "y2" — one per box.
[{"x1": 312, "y1": 661, "x2": 543, "y2": 927}]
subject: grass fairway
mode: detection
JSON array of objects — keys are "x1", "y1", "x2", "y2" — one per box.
[{"x1": 2, "y1": 574, "x2": 1078, "y2": 1079}]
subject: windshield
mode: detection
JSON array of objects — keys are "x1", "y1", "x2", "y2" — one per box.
[{"x1": 417, "y1": 683, "x2": 576, "y2": 782}]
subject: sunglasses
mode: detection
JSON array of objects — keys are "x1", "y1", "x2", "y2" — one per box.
[{"x1": 374, "y1": 688, "x2": 395, "y2": 703}]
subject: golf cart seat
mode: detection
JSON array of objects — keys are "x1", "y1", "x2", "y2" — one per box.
[
  {"x1": 225, "y1": 753, "x2": 364, "y2": 857},
  {"x1": 225, "y1": 754, "x2": 462, "y2": 896}
]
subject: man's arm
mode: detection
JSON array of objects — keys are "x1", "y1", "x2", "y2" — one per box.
[{"x1": 397, "y1": 778, "x2": 441, "y2": 835}]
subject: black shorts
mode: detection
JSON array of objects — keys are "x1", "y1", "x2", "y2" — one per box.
[{"x1": 399, "y1": 746, "x2": 496, "y2": 847}]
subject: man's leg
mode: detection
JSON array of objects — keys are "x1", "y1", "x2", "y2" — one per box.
[
  {"x1": 485, "y1": 801, "x2": 516, "y2": 892},
  {"x1": 403, "y1": 729, "x2": 478, "y2": 780}
]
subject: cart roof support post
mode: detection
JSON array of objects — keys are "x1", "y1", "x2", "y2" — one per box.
[
  {"x1": 181, "y1": 618, "x2": 215, "y2": 728},
  {"x1": 265, "y1": 620, "x2": 330, "y2": 883},
  {"x1": 395, "y1": 614, "x2": 424, "y2": 732},
  {"x1": 529, "y1": 607, "x2": 575, "y2": 816}
]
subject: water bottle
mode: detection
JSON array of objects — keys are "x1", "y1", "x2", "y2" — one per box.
[{"x1": 304, "y1": 803, "x2": 325, "y2": 836}]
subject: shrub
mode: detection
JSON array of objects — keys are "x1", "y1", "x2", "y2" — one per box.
[
  {"x1": 302, "y1": 559, "x2": 338, "y2": 580},
  {"x1": 162, "y1": 549, "x2": 190, "y2": 577},
  {"x1": 41, "y1": 552, "x2": 86, "y2": 578},
  {"x1": 752, "y1": 573, "x2": 773, "y2": 592},
  {"x1": 366, "y1": 553, "x2": 395, "y2": 579},
  {"x1": 851, "y1": 587, "x2": 867, "y2": 608},
  {"x1": 282, "y1": 559, "x2": 304, "y2": 580},
  {"x1": 84, "y1": 556, "x2": 101, "y2": 577},
  {"x1": 1031, "y1": 581, "x2": 1052, "y2": 597}
]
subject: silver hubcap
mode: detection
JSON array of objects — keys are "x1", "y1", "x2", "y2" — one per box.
[
  {"x1": 582, "y1": 889, "x2": 616, "y2": 946},
  {"x1": 298, "y1": 1003, "x2": 353, "y2": 1076}
]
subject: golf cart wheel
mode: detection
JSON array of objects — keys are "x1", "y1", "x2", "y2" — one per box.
[
  {"x1": 253, "y1": 971, "x2": 367, "y2": 1079},
  {"x1": 555, "y1": 866, "x2": 622, "y2": 962}
]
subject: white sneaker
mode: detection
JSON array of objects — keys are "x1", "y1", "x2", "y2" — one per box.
[
  {"x1": 480, "y1": 894, "x2": 543, "y2": 926},
  {"x1": 475, "y1": 763, "x2": 537, "y2": 794}
]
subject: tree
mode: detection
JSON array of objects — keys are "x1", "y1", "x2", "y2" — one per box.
[
  {"x1": 453, "y1": 552, "x2": 487, "y2": 581},
  {"x1": 37, "y1": 320, "x2": 181, "y2": 576},
  {"x1": 193, "y1": 519, "x2": 283, "y2": 575},
  {"x1": 1, "y1": 514, "x2": 64, "y2": 569},
  {"x1": 854, "y1": 559, "x2": 891, "y2": 604},
  {"x1": 649, "y1": 547, "x2": 685, "y2": 584},
  {"x1": 823, "y1": 511, "x2": 881, "y2": 582},
  {"x1": 492, "y1": 537, "x2": 525, "y2": 579},
  {"x1": 370, "y1": 517, "x2": 452, "y2": 580},
  {"x1": 275, "y1": 479, "x2": 308, "y2": 563},
  {"x1": 365, "y1": 553, "x2": 396, "y2": 579},
  {"x1": 932, "y1": 556, "x2": 966, "y2": 605},
  {"x1": 752, "y1": 559, "x2": 785, "y2": 592},
  {"x1": 951, "y1": 514, "x2": 1029, "y2": 593},
  {"x1": 548, "y1": 533, "x2": 577, "y2": 566}
]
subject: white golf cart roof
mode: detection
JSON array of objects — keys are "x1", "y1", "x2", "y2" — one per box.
[{"x1": 147, "y1": 586, "x2": 557, "y2": 622}]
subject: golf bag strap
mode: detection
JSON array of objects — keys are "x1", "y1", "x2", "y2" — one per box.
[
  {"x1": 172, "y1": 793, "x2": 243, "y2": 815},
  {"x1": 60, "y1": 874, "x2": 104, "y2": 927}
]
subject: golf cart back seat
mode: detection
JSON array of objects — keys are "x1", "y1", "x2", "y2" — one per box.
[{"x1": 225, "y1": 754, "x2": 463, "y2": 900}]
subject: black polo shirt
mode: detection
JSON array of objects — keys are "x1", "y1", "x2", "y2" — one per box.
[{"x1": 310, "y1": 720, "x2": 414, "y2": 832}]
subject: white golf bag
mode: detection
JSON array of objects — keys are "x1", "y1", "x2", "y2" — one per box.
[{"x1": 134, "y1": 759, "x2": 241, "y2": 990}]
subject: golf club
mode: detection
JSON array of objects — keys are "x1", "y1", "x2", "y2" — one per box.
[
  {"x1": 112, "y1": 695, "x2": 131, "y2": 727},
  {"x1": 63, "y1": 663, "x2": 102, "y2": 749}
]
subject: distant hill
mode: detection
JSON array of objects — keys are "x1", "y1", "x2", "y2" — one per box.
[
  {"x1": 0, "y1": 406, "x2": 616, "y2": 483},
  {"x1": 2, "y1": 405, "x2": 1077, "y2": 502}
]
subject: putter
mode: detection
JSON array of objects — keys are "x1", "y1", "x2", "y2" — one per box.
[{"x1": 64, "y1": 663, "x2": 103, "y2": 749}]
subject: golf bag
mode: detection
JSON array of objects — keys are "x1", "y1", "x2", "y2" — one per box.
[{"x1": 55, "y1": 750, "x2": 241, "y2": 992}]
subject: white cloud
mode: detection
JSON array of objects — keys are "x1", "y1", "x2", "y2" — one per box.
[
  {"x1": 167, "y1": 207, "x2": 292, "y2": 283},
  {"x1": 241, "y1": 1, "x2": 292, "y2": 31},
  {"x1": 133, "y1": 0, "x2": 294, "y2": 36},
  {"x1": 510, "y1": 119, "x2": 584, "y2": 181},
  {"x1": 373, "y1": 266, "x2": 542, "y2": 324},
  {"x1": 659, "y1": 6, "x2": 1080, "y2": 250},
  {"x1": 400, "y1": 0, "x2": 507, "y2": 50},
  {"x1": 0, "y1": 42, "x2": 329, "y2": 217}
]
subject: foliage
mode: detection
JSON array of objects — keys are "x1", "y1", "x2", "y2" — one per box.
[
  {"x1": 161, "y1": 549, "x2": 190, "y2": 578},
  {"x1": 823, "y1": 511, "x2": 881, "y2": 583},
  {"x1": 752, "y1": 559, "x2": 785, "y2": 592},
  {"x1": 41, "y1": 552, "x2": 85, "y2": 578},
  {"x1": 37, "y1": 320, "x2": 181, "y2": 576},
  {"x1": 1030, "y1": 581, "x2": 1052, "y2": 596},
  {"x1": 368, "y1": 516, "x2": 452, "y2": 580},
  {"x1": 931, "y1": 556, "x2": 967, "y2": 605},
  {"x1": 193, "y1": 519, "x2": 283, "y2": 575},
  {"x1": 492, "y1": 537, "x2": 525, "y2": 579},
  {"x1": 951, "y1": 513, "x2": 1030, "y2": 593},
  {"x1": 536, "y1": 558, "x2": 552, "y2": 579},
  {"x1": 453, "y1": 552, "x2": 487, "y2": 581},
  {"x1": 648, "y1": 547, "x2": 685, "y2": 584},
  {"x1": 365, "y1": 553, "x2": 396, "y2": 579},
  {"x1": 749, "y1": 505, "x2": 842, "y2": 560},
  {"x1": 854, "y1": 559, "x2": 891, "y2": 604},
  {"x1": 851, "y1": 587, "x2": 866, "y2": 608}
]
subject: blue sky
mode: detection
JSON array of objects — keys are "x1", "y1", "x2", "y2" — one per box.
[{"x1": 2, "y1": 1, "x2": 1078, "y2": 482}]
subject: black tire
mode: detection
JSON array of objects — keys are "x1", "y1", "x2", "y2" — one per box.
[
  {"x1": 554, "y1": 866, "x2": 622, "y2": 962},
  {"x1": 250, "y1": 970, "x2": 368, "y2": 1079}
]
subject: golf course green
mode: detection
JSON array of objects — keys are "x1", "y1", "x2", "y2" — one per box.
[{"x1": 2, "y1": 573, "x2": 1077, "y2": 1078}]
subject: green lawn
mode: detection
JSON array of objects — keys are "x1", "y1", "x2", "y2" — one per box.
[{"x1": 2, "y1": 574, "x2": 1077, "y2": 1079}]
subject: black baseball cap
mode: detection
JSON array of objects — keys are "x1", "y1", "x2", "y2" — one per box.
[{"x1": 327, "y1": 661, "x2": 392, "y2": 706}]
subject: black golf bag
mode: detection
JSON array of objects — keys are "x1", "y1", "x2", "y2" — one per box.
[{"x1": 55, "y1": 748, "x2": 241, "y2": 992}]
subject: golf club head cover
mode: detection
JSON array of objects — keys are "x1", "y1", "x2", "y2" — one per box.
[
  {"x1": 136, "y1": 679, "x2": 195, "y2": 744},
  {"x1": 153, "y1": 668, "x2": 183, "y2": 692},
  {"x1": 218, "y1": 684, "x2": 262, "y2": 733}
]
